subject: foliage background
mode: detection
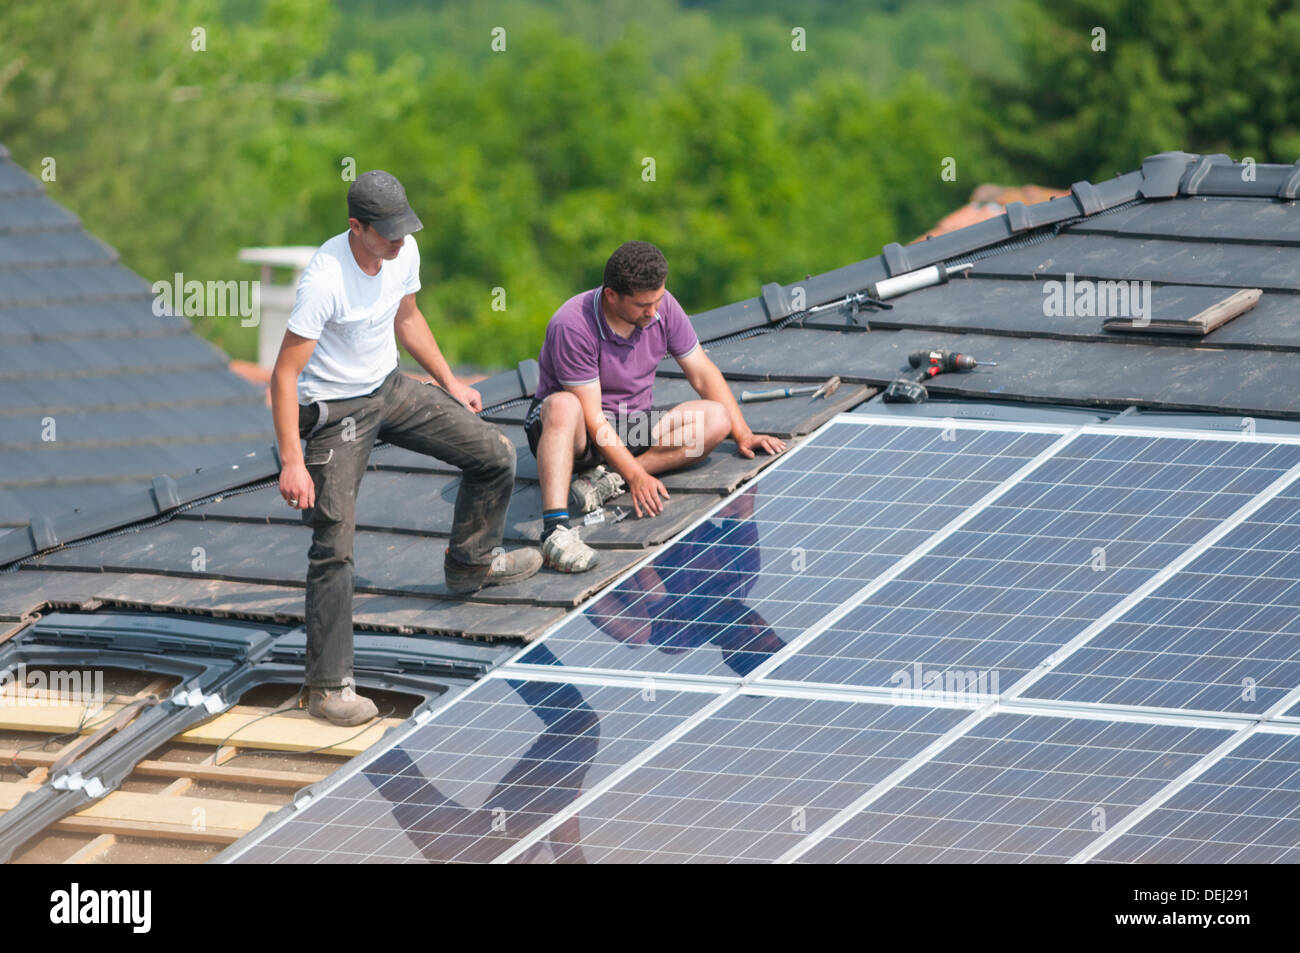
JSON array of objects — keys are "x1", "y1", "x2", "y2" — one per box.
[{"x1": 1, "y1": 0, "x2": 1295, "y2": 369}]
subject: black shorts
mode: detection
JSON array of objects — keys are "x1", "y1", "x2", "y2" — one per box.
[{"x1": 524, "y1": 397, "x2": 653, "y2": 471}]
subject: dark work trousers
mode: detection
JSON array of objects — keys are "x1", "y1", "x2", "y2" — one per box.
[{"x1": 296, "y1": 368, "x2": 516, "y2": 688}]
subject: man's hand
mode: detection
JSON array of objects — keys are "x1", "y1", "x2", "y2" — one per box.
[
  {"x1": 627, "y1": 468, "x2": 670, "y2": 518},
  {"x1": 445, "y1": 379, "x2": 483, "y2": 412},
  {"x1": 736, "y1": 431, "x2": 786, "y2": 459},
  {"x1": 280, "y1": 462, "x2": 315, "y2": 511}
]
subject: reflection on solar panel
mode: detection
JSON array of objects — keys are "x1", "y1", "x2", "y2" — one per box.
[
  {"x1": 542, "y1": 696, "x2": 966, "y2": 863},
  {"x1": 1093, "y1": 731, "x2": 1300, "y2": 863},
  {"x1": 769, "y1": 435, "x2": 1300, "y2": 690},
  {"x1": 232, "y1": 670, "x2": 714, "y2": 863},
  {"x1": 519, "y1": 422, "x2": 1061, "y2": 679},
  {"x1": 222, "y1": 416, "x2": 1300, "y2": 864},
  {"x1": 1026, "y1": 488, "x2": 1300, "y2": 714},
  {"x1": 793, "y1": 713, "x2": 1228, "y2": 864}
]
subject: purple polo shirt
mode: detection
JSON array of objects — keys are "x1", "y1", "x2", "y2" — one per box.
[{"x1": 535, "y1": 286, "x2": 699, "y2": 416}]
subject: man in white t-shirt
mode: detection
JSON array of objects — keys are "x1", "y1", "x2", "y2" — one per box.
[{"x1": 271, "y1": 170, "x2": 541, "y2": 726}]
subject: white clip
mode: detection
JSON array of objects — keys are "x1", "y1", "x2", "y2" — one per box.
[
  {"x1": 83, "y1": 777, "x2": 106, "y2": 798},
  {"x1": 583, "y1": 509, "x2": 605, "y2": 526},
  {"x1": 202, "y1": 693, "x2": 225, "y2": 714},
  {"x1": 294, "y1": 793, "x2": 314, "y2": 811}
]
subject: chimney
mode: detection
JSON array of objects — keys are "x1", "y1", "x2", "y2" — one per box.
[{"x1": 238, "y1": 246, "x2": 318, "y2": 368}]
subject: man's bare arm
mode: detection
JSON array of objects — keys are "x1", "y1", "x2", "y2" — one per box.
[
  {"x1": 677, "y1": 347, "x2": 785, "y2": 458},
  {"x1": 394, "y1": 293, "x2": 481, "y2": 411},
  {"x1": 271, "y1": 330, "x2": 318, "y2": 509}
]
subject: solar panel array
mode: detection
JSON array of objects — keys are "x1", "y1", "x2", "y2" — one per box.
[{"x1": 222, "y1": 416, "x2": 1300, "y2": 864}]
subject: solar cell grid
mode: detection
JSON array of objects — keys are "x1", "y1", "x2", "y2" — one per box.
[
  {"x1": 792, "y1": 712, "x2": 1228, "y2": 864},
  {"x1": 537, "y1": 695, "x2": 967, "y2": 863},
  {"x1": 1026, "y1": 488, "x2": 1300, "y2": 714},
  {"x1": 770, "y1": 434, "x2": 1300, "y2": 691},
  {"x1": 1093, "y1": 730, "x2": 1300, "y2": 863},
  {"x1": 519, "y1": 422, "x2": 1061, "y2": 679},
  {"x1": 223, "y1": 418, "x2": 1300, "y2": 865},
  {"x1": 232, "y1": 671, "x2": 714, "y2": 863}
]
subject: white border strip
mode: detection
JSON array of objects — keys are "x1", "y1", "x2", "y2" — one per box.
[
  {"x1": 1005, "y1": 694, "x2": 1279, "y2": 731},
  {"x1": 827, "y1": 413, "x2": 1074, "y2": 435},
  {"x1": 1080, "y1": 421, "x2": 1300, "y2": 445},
  {"x1": 497, "y1": 662, "x2": 740, "y2": 690},
  {"x1": 481, "y1": 665, "x2": 730, "y2": 696}
]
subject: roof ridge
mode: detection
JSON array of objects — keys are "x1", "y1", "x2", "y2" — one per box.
[{"x1": 687, "y1": 153, "x2": 1300, "y2": 343}]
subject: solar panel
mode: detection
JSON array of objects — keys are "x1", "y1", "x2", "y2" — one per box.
[
  {"x1": 230, "y1": 670, "x2": 715, "y2": 863},
  {"x1": 222, "y1": 414, "x2": 1300, "y2": 865},
  {"x1": 1092, "y1": 730, "x2": 1300, "y2": 863},
  {"x1": 768, "y1": 434, "x2": 1300, "y2": 691},
  {"x1": 790, "y1": 712, "x2": 1228, "y2": 863},
  {"x1": 518, "y1": 421, "x2": 1062, "y2": 679},
  {"x1": 1024, "y1": 487, "x2": 1300, "y2": 714},
  {"x1": 536, "y1": 695, "x2": 967, "y2": 863}
]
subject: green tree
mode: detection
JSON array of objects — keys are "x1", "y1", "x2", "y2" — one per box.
[
  {"x1": 969, "y1": 0, "x2": 1300, "y2": 184},
  {"x1": 0, "y1": 0, "x2": 336, "y2": 355}
]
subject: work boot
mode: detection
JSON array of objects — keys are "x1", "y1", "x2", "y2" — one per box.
[
  {"x1": 307, "y1": 677, "x2": 378, "y2": 727},
  {"x1": 541, "y1": 524, "x2": 600, "y2": 573},
  {"x1": 569, "y1": 465, "x2": 626, "y2": 514},
  {"x1": 445, "y1": 547, "x2": 543, "y2": 594}
]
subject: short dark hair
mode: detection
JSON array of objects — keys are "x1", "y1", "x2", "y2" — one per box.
[{"x1": 603, "y1": 241, "x2": 667, "y2": 296}]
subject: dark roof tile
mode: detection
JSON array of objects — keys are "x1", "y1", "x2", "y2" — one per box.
[
  {"x1": 0, "y1": 196, "x2": 79, "y2": 232},
  {"x1": 1070, "y1": 196, "x2": 1300, "y2": 244},
  {"x1": 969, "y1": 233, "x2": 1300, "y2": 290}
]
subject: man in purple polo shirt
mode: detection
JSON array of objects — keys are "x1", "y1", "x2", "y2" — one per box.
[{"x1": 525, "y1": 241, "x2": 785, "y2": 572}]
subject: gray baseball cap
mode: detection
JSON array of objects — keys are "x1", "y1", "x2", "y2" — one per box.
[{"x1": 347, "y1": 170, "x2": 424, "y2": 240}]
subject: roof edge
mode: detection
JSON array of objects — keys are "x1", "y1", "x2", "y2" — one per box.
[{"x1": 690, "y1": 151, "x2": 1300, "y2": 344}]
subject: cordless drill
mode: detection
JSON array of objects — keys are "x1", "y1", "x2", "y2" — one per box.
[{"x1": 882, "y1": 349, "x2": 997, "y2": 403}]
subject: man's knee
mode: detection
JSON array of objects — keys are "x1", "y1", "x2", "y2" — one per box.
[
  {"x1": 703, "y1": 400, "x2": 729, "y2": 443},
  {"x1": 480, "y1": 426, "x2": 516, "y2": 479},
  {"x1": 540, "y1": 391, "x2": 582, "y2": 431},
  {"x1": 681, "y1": 400, "x2": 728, "y2": 455},
  {"x1": 308, "y1": 520, "x2": 355, "y2": 567}
]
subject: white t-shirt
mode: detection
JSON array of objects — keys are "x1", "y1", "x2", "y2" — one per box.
[{"x1": 287, "y1": 230, "x2": 422, "y2": 402}]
